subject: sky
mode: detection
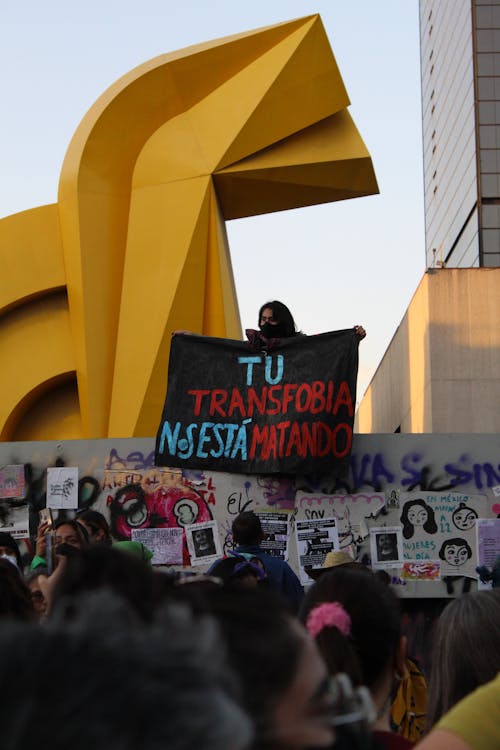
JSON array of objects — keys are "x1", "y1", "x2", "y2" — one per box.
[{"x1": 0, "y1": 0, "x2": 425, "y2": 406}]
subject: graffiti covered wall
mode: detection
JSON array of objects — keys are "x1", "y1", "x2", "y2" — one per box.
[{"x1": 0, "y1": 433, "x2": 498, "y2": 597}]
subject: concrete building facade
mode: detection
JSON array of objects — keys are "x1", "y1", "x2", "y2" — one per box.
[
  {"x1": 357, "y1": 2, "x2": 500, "y2": 434},
  {"x1": 356, "y1": 268, "x2": 500, "y2": 433},
  {"x1": 420, "y1": 0, "x2": 500, "y2": 268}
]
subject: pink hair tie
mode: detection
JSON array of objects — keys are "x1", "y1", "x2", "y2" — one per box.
[{"x1": 306, "y1": 602, "x2": 351, "y2": 638}]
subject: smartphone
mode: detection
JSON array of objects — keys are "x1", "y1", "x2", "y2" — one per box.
[{"x1": 39, "y1": 507, "x2": 53, "y2": 528}]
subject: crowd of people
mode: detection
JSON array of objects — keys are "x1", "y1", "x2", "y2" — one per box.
[
  {"x1": 0, "y1": 507, "x2": 499, "y2": 750},
  {"x1": 1, "y1": 302, "x2": 499, "y2": 748}
]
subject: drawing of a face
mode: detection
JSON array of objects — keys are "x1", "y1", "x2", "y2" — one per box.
[
  {"x1": 444, "y1": 543, "x2": 470, "y2": 567},
  {"x1": 407, "y1": 504, "x2": 428, "y2": 526},
  {"x1": 452, "y1": 504, "x2": 478, "y2": 531}
]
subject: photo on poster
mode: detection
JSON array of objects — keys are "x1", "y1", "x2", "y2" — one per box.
[
  {"x1": 46, "y1": 467, "x2": 79, "y2": 509},
  {"x1": 295, "y1": 518, "x2": 340, "y2": 586},
  {"x1": 185, "y1": 520, "x2": 222, "y2": 566},
  {"x1": 370, "y1": 527, "x2": 404, "y2": 569},
  {"x1": 256, "y1": 511, "x2": 290, "y2": 560},
  {"x1": 476, "y1": 519, "x2": 500, "y2": 590},
  {"x1": 132, "y1": 527, "x2": 184, "y2": 566}
]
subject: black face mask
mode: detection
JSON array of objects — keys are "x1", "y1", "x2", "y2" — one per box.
[{"x1": 260, "y1": 321, "x2": 288, "y2": 338}]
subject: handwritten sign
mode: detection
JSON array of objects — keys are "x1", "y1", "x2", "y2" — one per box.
[
  {"x1": 155, "y1": 330, "x2": 358, "y2": 475},
  {"x1": 46, "y1": 467, "x2": 79, "y2": 509}
]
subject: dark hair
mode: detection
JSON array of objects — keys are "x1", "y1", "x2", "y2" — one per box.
[
  {"x1": 0, "y1": 558, "x2": 34, "y2": 621},
  {"x1": 0, "y1": 594, "x2": 251, "y2": 750},
  {"x1": 438, "y1": 538, "x2": 472, "y2": 561},
  {"x1": 54, "y1": 518, "x2": 90, "y2": 546},
  {"x1": 426, "y1": 590, "x2": 500, "y2": 729},
  {"x1": 50, "y1": 545, "x2": 161, "y2": 622},
  {"x1": 300, "y1": 566, "x2": 401, "y2": 690},
  {"x1": 0, "y1": 531, "x2": 22, "y2": 567},
  {"x1": 205, "y1": 588, "x2": 303, "y2": 744},
  {"x1": 400, "y1": 499, "x2": 438, "y2": 539},
  {"x1": 210, "y1": 556, "x2": 266, "y2": 588},
  {"x1": 77, "y1": 509, "x2": 112, "y2": 542},
  {"x1": 258, "y1": 301, "x2": 297, "y2": 337},
  {"x1": 232, "y1": 511, "x2": 263, "y2": 546}
]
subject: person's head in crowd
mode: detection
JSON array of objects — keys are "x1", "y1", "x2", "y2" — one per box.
[
  {"x1": 426, "y1": 589, "x2": 500, "y2": 730},
  {"x1": 0, "y1": 531, "x2": 22, "y2": 569},
  {"x1": 49, "y1": 545, "x2": 161, "y2": 622},
  {"x1": 25, "y1": 570, "x2": 48, "y2": 622},
  {"x1": 400, "y1": 499, "x2": 438, "y2": 539},
  {"x1": 210, "y1": 554, "x2": 267, "y2": 590},
  {"x1": 76, "y1": 509, "x2": 112, "y2": 545},
  {"x1": 258, "y1": 301, "x2": 297, "y2": 339},
  {"x1": 0, "y1": 558, "x2": 34, "y2": 621},
  {"x1": 0, "y1": 592, "x2": 252, "y2": 750},
  {"x1": 54, "y1": 518, "x2": 89, "y2": 550},
  {"x1": 232, "y1": 512, "x2": 264, "y2": 547},
  {"x1": 300, "y1": 566, "x2": 404, "y2": 730},
  {"x1": 205, "y1": 587, "x2": 335, "y2": 750}
]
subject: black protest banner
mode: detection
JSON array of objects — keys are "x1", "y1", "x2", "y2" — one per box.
[{"x1": 155, "y1": 330, "x2": 359, "y2": 476}]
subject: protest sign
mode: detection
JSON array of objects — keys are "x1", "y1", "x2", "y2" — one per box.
[
  {"x1": 131, "y1": 527, "x2": 183, "y2": 565},
  {"x1": 370, "y1": 526, "x2": 404, "y2": 569},
  {"x1": 295, "y1": 518, "x2": 340, "y2": 585},
  {"x1": 256, "y1": 511, "x2": 290, "y2": 559},
  {"x1": 476, "y1": 518, "x2": 500, "y2": 590},
  {"x1": 155, "y1": 330, "x2": 358, "y2": 476},
  {"x1": 46, "y1": 467, "x2": 79, "y2": 509}
]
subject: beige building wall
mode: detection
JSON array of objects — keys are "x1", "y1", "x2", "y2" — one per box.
[{"x1": 356, "y1": 268, "x2": 500, "y2": 433}]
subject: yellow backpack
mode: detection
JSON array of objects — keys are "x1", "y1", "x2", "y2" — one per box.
[{"x1": 391, "y1": 658, "x2": 428, "y2": 742}]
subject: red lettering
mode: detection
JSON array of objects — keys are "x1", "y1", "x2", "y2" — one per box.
[
  {"x1": 326, "y1": 380, "x2": 334, "y2": 412},
  {"x1": 331, "y1": 423, "x2": 352, "y2": 458},
  {"x1": 310, "y1": 381, "x2": 326, "y2": 414},
  {"x1": 333, "y1": 381, "x2": 354, "y2": 417},
  {"x1": 286, "y1": 422, "x2": 303, "y2": 457},
  {"x1": 295, "y1": 383, "x2": 312, "y2": 412},
  {"x1": 249, "y1": 424, "x2": 269, "y2": 459},
  {"x1": 317, "y1": 422, "x2": 332, "y2": 457},
  {"x1": 267, "y1": 386, "x2": 282, "y2": 415},
  {"x1": 188, "y1": 389, "x2": 210, "y2": 416},
  {"x1": 282, "y1": 384, "x2": 297, "y2": 414},
  {"x1": 227, "y1": 388, "x2": 247, "y2": 417},
  {"x1": 265, "y1": 425, "x2": 278, "y2": 459},
  {"x1": 209, "y1": 389, "x2": 228, "y2": 417},
  {"x1": 276, "y1": 421, "x2": 291, "y2": 456},
  {"x1": 301, "y1": 422, "x2": 316, "y2": 456},
  {"x1": 247, "y1": 386, "x2": 267, "y2": 416}
]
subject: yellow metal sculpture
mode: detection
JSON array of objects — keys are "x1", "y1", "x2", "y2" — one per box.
[{"x1": 0, "y1": 15, "x2": 378, "y2": 441}]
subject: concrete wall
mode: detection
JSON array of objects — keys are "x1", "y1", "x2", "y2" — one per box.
[
  {"x1": 357, "y1": 268, "x2": 500, "y2": 433},
  {"x1": 1, "y1": 431, "x2": 499, "y2": 598}
]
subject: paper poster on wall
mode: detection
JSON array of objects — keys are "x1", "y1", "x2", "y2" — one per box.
[
  {"x1": 0, "y1": 465, "x2": 25, "y2": 499},
  {"x1": 46, "y1": 467, "x2": 79, "y2": 509},
  {"x1": 0, "y1": 499, "x2": 29, "y2": 538},
  {"x1": 370, "y1": 527, "x2": 404, "y2": 570},
  {"x1": 398, "y1": 491, "x2": 488, "y2": 579},
  {"x1": 132, "y1": 527, "x2": 183, "y2": 565},
  {"x1": 295, "y1": 492, "x2": 386, "y2": 558},
  {"x1": 476, "y1": 519, "x2": 500, "y2": 590},
  {"x1": 256, "y1": 512, "x2": 290, "y2": 560},
  {"x1": 185, "y1": 520, "x2": 222, "y2": 566},
  {"x1": 295, "y1": 518, "x2": 339, "y2": 586}
]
